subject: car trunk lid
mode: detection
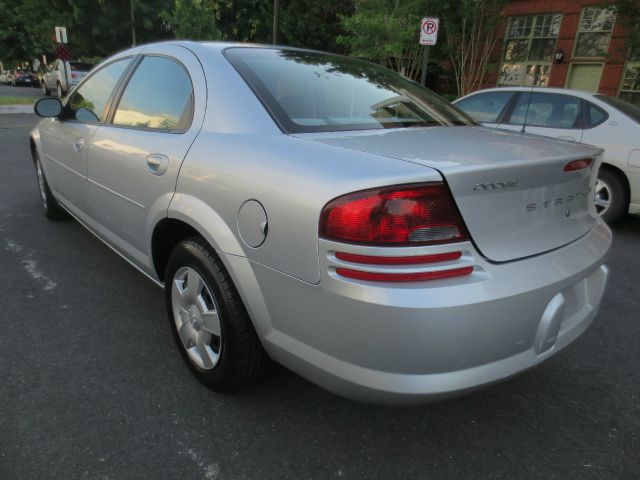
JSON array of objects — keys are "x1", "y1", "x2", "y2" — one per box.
[{"x1": 295, "y1": 126, "x2": 602, "y2": 262}]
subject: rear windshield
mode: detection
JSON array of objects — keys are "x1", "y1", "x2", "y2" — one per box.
[
  {"x1": 594, "y1": 95, "x2": 640, "y2": 124},
  {"x1": 70, "y1": 62, "x2": 94, "y2": 72},
  {"x1": 224, "y1": 47, "x2": 474, "y2": 133}
]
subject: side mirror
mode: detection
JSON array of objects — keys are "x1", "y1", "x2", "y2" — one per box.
[{"x1": 34, "y1": 98, "x2": 62, "y2": 118}]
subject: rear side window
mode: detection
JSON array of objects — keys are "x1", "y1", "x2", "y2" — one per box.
[
  {"x1": 508, "y1": 92, "x2": 581, "y2": 129},
  {"x1": 455, "y1": 91, "x2": 514, "y2": 123},
  {"x1": 584, "y1": 101, "x2": 608, "y2": 128},
  {"x1": 67, "y1": 57, "x2": 132, "y2": 123},
  {"x1": 113, "y1": 56, "x2": 193, "y2": 132}
]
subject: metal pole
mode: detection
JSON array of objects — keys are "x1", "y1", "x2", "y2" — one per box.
[
  {"x1": 272, "y1": 0, "x2": 279, "y2": 45},
  {"x1": 130, "y1": 0, "x2": 137, "y2": 47},
  {"x1": 420, "y1": 45, "x2": 430, "y2": 86}
]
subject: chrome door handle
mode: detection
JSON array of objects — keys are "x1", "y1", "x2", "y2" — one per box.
[
  {"x1": 146, "y1": 154, "x2": 169, "y2": 176},
  {"x1": 72, "y1": 138, "x2": 85, "y2": 152}
]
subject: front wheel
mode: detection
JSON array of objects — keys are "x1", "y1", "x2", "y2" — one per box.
[
  {"x1": 165, "y1": 237, "x2": 270, "y2": 392},
  {"x1": 35, "y1": 154, "x2": 68, "y2": 220},
  {"x1": 595, "y1": 169, "x2": 628, "y2": 224}
]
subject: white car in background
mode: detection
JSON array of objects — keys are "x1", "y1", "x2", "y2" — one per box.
[
  {"x1": 41, "y1": 60, "x2": 94, "y2": 98},
  {"x1": 454, "y1": 87, "x2": 640, "y2": 223}
]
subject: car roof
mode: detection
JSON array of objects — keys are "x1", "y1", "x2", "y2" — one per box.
[{"x1": 454, "y1": 86, "x2": 604, "y2": 102}]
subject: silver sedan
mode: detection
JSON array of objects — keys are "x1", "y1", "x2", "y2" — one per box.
[{"x1": 30, "y1": 42, "x2": 611, "y2": 404}]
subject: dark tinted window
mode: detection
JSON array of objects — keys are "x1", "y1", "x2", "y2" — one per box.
[
  {"x1": 508, "y1": 92, "x2": 581, "y2": 128},
  {"x1": 67, "y1": 57, "x2": 132, "y2": 123},
  {"x1": 595, "y1": 94, "x2": 640, "y2": 124},
  {"x1": 584, "y1": 101, "x2": 608, "y2": 128},
  {"x1": 113, "y1": 56, "x2": 193, "y2": 131},
  {"x1": 455, "y1": 91, "x2": 514, "y2": 123},
  {"x1": 225, "y1": 48, "x2": 474, "y2": 133}
]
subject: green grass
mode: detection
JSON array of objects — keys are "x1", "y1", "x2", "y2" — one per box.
[{"x1": 0, "y1": 96, "x2": 38, "y2": 106}]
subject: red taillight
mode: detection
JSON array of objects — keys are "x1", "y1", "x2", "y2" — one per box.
[
  {"x1": 334, "y1": 251, "x2": 461, "y2": 265},
  {"x1": 563, "y1": 158, "x2": 592, "y2": 172},
  {"x1": 320, "y1": 183, "x2": 468, "y2": 246},
  {"x1": 336, "y1": 266, "x2": 473, "y2": 282}
]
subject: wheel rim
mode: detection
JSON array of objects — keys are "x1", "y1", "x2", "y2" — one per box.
[
  {"x1": 171, "y1": 266, "x2": 222, "y2": 370},
  {"x1": 595, "y1": 179, "x2": 612, "y2": 216},
  {"x1": 36, "y1": 160, "x2": 47, "y2": 210}
]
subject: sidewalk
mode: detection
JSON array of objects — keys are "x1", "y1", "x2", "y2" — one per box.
[{"x1": 0, "y1": 105, "x2": 34, "y2": 114}]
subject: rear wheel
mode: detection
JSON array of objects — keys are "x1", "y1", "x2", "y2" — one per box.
[
  {"x1": 165, "y1": 237, "x2": 270, "y2": 392},
  {"x1": 595, "y1": 169, "x2": 628, "y2": 224},
  {"x1": 34, "y1": 153, "x2": 68, "y2": 220},
  {"x1": 56, "y1": 82, "x2": 64, "y2": 98},
  {"x1": 41, "y1": 81, "x2": 49, "y2": 96}
]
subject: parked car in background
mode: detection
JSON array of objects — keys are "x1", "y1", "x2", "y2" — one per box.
[
  {"x1": 454, "y1": 87, "x2": 640, "y2": 223},
  {"x1": 1, "y1": 70, "x2": 15, "y2": 85},
  {"x1": 11, "y1": 70, "x2": 38, "y2": 87},
  {"x1": 41, "y1": 60, "x2": 94, "y2": 97},
  {"x1": 30, "y1": 43, "x2": 611, "y2": 404}
]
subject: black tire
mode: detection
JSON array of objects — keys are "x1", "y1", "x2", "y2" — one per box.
[
  {"x1": 164, "y1": 237, "x2": 271, "y2": 392},
  {"x1": 596, "y1": 168, "x2": 628, "y2": 224},
  {"x1": 34, "y1": 153, "x2": 68, "y2": 220}
]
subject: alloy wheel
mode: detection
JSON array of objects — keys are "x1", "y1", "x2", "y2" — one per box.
[
  {"x1": 594, "y1": 179, "x2": 611, "y2": 216},
  {"x1": 171, "y1": 266, "x2": 222, "y2": 370}
]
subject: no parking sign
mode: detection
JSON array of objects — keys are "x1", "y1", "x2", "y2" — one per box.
[{"x1": 420, "y1": 17, "x2": 439, "y2": 46}]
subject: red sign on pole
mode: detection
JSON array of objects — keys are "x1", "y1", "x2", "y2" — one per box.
[{"x1": 54, "y1": 44, "x2": 72, "y2": 61}]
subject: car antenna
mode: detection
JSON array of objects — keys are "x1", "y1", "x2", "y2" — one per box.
[{"x1": 521, "y1": 87, "x2": 534, "y2": 133}]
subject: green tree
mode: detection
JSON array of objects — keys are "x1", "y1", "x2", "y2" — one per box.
[
  {"x1": 441, "y1": 0, "x2": 507, "y2": 96},
  {"x1": 613, "y1": 0, "x2": 640, "y2": 57},
  {"x1": 337, "y1": 0, "x2": 427, "y2": 79},
  {"x1": 279, "y1": 0, "x2": 353, "y2": 52}
]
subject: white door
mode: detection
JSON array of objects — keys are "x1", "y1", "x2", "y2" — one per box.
[{"x1": 86, "y1": 46, "x2": 206, "y2": 272}]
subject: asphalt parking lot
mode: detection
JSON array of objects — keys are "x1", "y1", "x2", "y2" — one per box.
[
  {"x1": 1, "y1": 113, "x2": 638, "y2": 480},
  {"x1": 0, "y1": 84, "x2": 43, "y2": 98}
]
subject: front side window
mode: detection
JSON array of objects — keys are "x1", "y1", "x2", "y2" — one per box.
[
  {"x1": 574, "y1": 6, "x2": 616, "y2": 57},
  {"x1": 224, "y1": 48, "x2": 474, "y2": 133},
  {"x1": 508, "y1": 93, "x2": 581, "y2": 129},
  {"x1": 113, "y1": 56, "x2": 193, "y2": 131},
  {"x1": 499, "y1": 13, "x2": 562, "y2": 87},
  {"x1": 455, "y1": 91, "x2": 514, "y2": 123},
  {"x1": 66, "y1": 57, "x2": 132, "y2": 123}
]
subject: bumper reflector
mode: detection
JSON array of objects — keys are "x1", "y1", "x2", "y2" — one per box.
[
  {"x1": 335, "y1": 251, "x2": 462, "y2": 265},
  {"x1": 336, "y1": 266, "x2": 473, "y2": 282}
]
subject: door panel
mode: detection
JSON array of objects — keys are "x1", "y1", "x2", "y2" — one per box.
[{"x1": 86, "y1": 46, "x2": 206, "y2": 273}]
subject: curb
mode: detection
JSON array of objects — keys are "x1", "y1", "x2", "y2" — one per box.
[{"x1": 0, "y1": 105, "x2": 34, "y2": 114}]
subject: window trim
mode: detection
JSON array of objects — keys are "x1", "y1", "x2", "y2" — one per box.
[
  {"x1": 105, "y1": 53, "x2": 195, "y2": 135},
  {"x1": 572, "y1": 5, "x2": 617, "y2": 60},
  {"x1": 63, "y1": 55, "x2": 136, "y2": 126},
  {"x1": 503, "y1": 91, "x2": 584, "y2": 130}
]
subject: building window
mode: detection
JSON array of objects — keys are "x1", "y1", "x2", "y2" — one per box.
[
  {"x1": 574, "y1": 6, "x2": 616, "y2": 57},
  {"x1": 619, "y1": 60, "x2": 640, "y2": 106},
  {"x1": 499, "y1": 13, "x2": 562, "y2": 87}
]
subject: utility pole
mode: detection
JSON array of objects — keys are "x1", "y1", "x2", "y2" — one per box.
[
  {"x1": 130, "y1": 0, "x2": 137, "y2": 47},
  {"x1": 272, "y1": 0, "x2": 279, "y2": 45}
]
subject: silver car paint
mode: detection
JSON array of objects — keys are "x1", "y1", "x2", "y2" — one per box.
[{"x1": 31, "y1": 42, "x2": 612, "y2": 404}]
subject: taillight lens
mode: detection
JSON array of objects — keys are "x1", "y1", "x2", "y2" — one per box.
[
  {"x1": 563, "y1": 158, "x2": 592, "y2": 172},
  {"x1": 320, "y1": 183, "x2": 468, "y2": 246}
]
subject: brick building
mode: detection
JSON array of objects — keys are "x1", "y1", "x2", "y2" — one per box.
[{"x1": 481, "y1": 0, "x2": 639, "y2": 104}]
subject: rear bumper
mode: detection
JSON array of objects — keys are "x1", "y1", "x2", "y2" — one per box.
[{"x1": 228, "y1": 222, "x2": 612, "y2": 405}]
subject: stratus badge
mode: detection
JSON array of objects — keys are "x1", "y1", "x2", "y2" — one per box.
[{"x1": 473, "y1": 179, "x2": 519, "y2": 192}]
